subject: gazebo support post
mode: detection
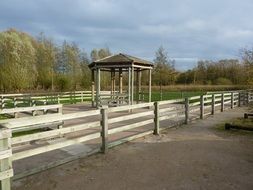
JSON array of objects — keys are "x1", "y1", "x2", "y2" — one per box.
[
  {"x1": 111, "y1": 69, "x2": 116, "y2": 99},
  {"x1": 128, "y1": 67, "x2": 131, "y2": 106},
  {"x1": 131, "y1": 67, "x2": 134, "y2": 105},
  {"x1": 110, "y1": 69, "x2": 113, "y2": 100},
  {"x1": 96, "y1": 68, "x2": 100, "y2": 108},
  {"x1": 88, "y1": 53, "x2": 153, "y2": 108},
  {"x1": 91, "y1": 70, "x2": 95, "y2": 107},
  {"x1": 137, "y1": 69, "x2": 142, "y2": 104},
  {"x1": 119, "y1": 68, "x2": 123, "y2": 104},
  {"x1": 148, "y1": 69, "x2": 152, "y2": 103}
]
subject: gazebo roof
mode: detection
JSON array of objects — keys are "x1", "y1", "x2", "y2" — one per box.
[{"x1": 89, "y1": 53, "x2": 153, "y2": 70}]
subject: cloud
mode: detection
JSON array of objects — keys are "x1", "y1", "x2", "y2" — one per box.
[{"x1": 0, "y1": 0, "x2": 253, "y2": 70}]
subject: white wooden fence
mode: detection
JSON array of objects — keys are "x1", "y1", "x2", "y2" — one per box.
[
  {"x1": 0, "y1": 91, "x2": 114, "y2": 109},
  {"x1": 0, "y1": 104, "x2": 62, "y2": 118},
  {"x1": 0, "y1": 90, "x2": 252, "y2": 190}
]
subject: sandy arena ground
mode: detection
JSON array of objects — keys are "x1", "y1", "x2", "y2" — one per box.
[{"x1": 13, "y1": 107, "x2": 253, "y2": 190}]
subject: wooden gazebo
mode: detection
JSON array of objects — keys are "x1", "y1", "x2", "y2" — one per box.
[{"x1": 88, "y1": 53, "x2": 153, "y2": 107}]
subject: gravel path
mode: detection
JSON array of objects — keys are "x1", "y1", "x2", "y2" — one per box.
[{"x1": 13, "y1": 107, "x2": 253, "y2": 190}]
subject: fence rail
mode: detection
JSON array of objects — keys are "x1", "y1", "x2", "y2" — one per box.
[
  {"x1": 0, "y1": 90, "x2": 252, "y2": 189},
  {"x1": 0, "y1": 91, "x2": 116, "y2": 109}
]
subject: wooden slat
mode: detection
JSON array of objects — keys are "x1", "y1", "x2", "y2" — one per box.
[
  {"x1": 13, "y1": 132, "x2": 101, "y2": 161},
  {"x1": 204, "y1": 100, "x2": 212, "y2": 104},
  {"x1": 203, "y1": 112, "x2": 211, "y2": 116},
  {"x1": 0, "y1": 104, "x2": 62, "y2": 114},
  {"x1": 12, "y1": 121, "x2": 100, "y2": 145},
  {"x1": 108, "y1": 102, "x2": 153, "y2": 112},
  {"x1": 159, "y1": 107, "x2": 176, "y2": 113},
  {"x1": 159, "y1": 99, "x2": 184, "y2": 105},
  {"x1": 190, "y1": 108, "x2": 200, "y2": 113},
  {"x1": 11, "y1": 121, "x2": 63, "y2": 133},
  {"x1": 214, "y1": 103, "x2": 221, "y2": 107},
  {"x1": 0, "y1": 128, "x2": 11, "y2": 139},
  {"x1": 108, "y1": 119, "x2": 154, "y2": 135},
  {"x1": 1, "y1": 110, "x2": 100, "y2": 129},
  {"x1": 159, "y1": 114, "x2": 178, "y2": 121},
  {"x1": 108, "y1": 111, "x2": 153, "y2": 124},
  {"x1": 188, "y1": 96, "x2": 200, "y2": 100},
  {"x1": 0, "y1": 169, "x2": 13, "y2": 181},
  {"x1": 224, "y1": 100, "x2": 231, "y2": 104},
  {"x1": 0, "y1": 149, "x2": 12, "y2": 160},
  {"x1": 189, "y1": 102, "x2": 200, "y2": 106},
  {"x1": 108, "y1": 130, "x2": 153, "y2": 148},
  {"x1": 203, "y1": 95, "x2": 212, "y2": 98}
]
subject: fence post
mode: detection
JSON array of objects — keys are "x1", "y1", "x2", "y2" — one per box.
[
  {"x1": 231, "y1": 92, "x2": 234, "y2": 109},
  {"x1": 32, "y1": 100, "x2": 36, "y2": 116},
  {"x1": 238, "y1": 92, "x2": 241, "y2": 107},
  {"x1": 45, "y1": 95, "x2": 48, "y2": 105},
  {"x1": 246, "y1": 91, "x2": 250, "y2": 104},
  {"x1": 0, "y1": 126, "x2": 13, "y2": 190},
  {"x1": 185, "y1": 97, "x2": 189, "y2": 124},
  {"x1": 42, "y1": 101, "x2": 47, "y2": 114},
  {"x1": 101, "y1": 107, "x2": 108, "y2": 153},
  {"x1": 243, "y1": 91, "x2": 246, "y2": 105},
  {"x1": 154, "y1": 102, "x2": 160, "y2": 135},
  {"x1": 81, "y1": 92, "x2": 84, "y2": 102},
  {"x1": 29, "y1": 96, "x2": 32, "y2": 107},
  {"x1": 74, "y1": 91, "x2": 76, "y2": 104},
  {"x1": 0, "y1": 96, "x2": 3, "y2": 109},
  {"x1": 221, "y1": 93, "x2": 224, "y2": 112},
  {"x1": 13, "y1": 97, "x2": 18, "y2": 118},
  {"x1": 200, "y1": 95, "x2": 204, "y2": 119},
  {"x1": 57, "y1": 94, "x2": 60, "y2": 104},
  {"x1": 211, "y1": 94, "x2": 215, "y2": 115},
  {"x1": 13, "y1": 98, "x2": 17, "y2": 108}
]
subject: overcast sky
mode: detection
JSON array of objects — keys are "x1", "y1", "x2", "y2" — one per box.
[{"x1": 1, "y1": 0, "x2": 253, "y2": 70}]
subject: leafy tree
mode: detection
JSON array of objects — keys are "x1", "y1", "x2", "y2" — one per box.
[
  {"x1": 80, "y1": 50, "x2": 91, "y2": 89},
  {"x1": 36, "y1": 33, "x2": 56, "y2": 90},
  {"x1": 0, "y1": 29, "x2": 37, "y2": 91},
  {"x1": 189, "y1": 59, "x2": 245, "y2": 85},
  {"x1": 90, "y1": 48, "x2": 112, "y2": 89},
  {"x1": 55, "y1": 41, "x2": 82, "y2": 90},
  {"x1": 153, "y1": 46, "x2": 176, "y2": 86},
  {"x1": 241, "y1": 47, "x2": 253, "y2": 84},
  {"x1": 214, "y1": 77, "x2": 232, "y2": 85}
]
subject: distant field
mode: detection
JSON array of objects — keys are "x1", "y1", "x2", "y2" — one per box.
[
  {"x1": 142, "y1": 91, "x2": 203, "y2": 102},
  {"x1": 142, "y1": 84, "x2": 251, "y2": 92},
  {"x1": 140, "y1": 84, "x2": 252, "y2": 102}
]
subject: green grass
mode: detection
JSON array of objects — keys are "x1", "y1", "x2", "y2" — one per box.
[
  {"x1": 0, "y1": 114, "x2": 12, "y2": 120},
  {"x1": 12, "y1": 129, "x2": 45, "y2": 137},
  {"x1": 216, "y1": 118, "x2": 253, "y2": 136},
  {"x1": 142, "y1": 91, "x2": 204, "y2": 102}
]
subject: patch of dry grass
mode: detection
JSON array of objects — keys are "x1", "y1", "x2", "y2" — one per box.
[{"x1": 216, "y1": 117, "x2": 253, "y2": 136}]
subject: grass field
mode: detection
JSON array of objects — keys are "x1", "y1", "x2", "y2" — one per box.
[{"x1": 142, "y1": 91, "x2": 204, "y2": 102}]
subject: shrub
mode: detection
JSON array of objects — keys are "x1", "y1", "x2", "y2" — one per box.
[{"x1": 214, "y1": 78, "x2": 233, "y2": 85}]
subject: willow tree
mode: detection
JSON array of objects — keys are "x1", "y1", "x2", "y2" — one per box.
[
  {"x1": 55, "y1": 41, "x2": 83, "y2": 90},
  {"x1": 90, "y1": 48, "x2": 112, "y2": 90},
  {"x1": 153, "y1": 46, "x2": 176, "y2": 86},
  {"x1": 0, "y1": 29, "x2": 37, "y2": 91},
  {"x1": 241, "y1": 47, "x2": 253, "y2": 85},
  {"x1": 36, "y1": 33, "x2": 56, "y2": 90}
]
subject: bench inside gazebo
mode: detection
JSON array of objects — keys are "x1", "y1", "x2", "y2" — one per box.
[{"x1": 88, "y1": 53, "x2": 154, "y2": 108}]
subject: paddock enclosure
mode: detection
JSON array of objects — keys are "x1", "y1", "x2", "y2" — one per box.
[{"x1": 0, "y1": 90, "x2": 252, "y2": 190}]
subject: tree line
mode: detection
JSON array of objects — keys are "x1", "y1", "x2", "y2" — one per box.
[
  {"x1": 0, "y1": 29, "x2": 252, "y2": 92},
  {"x1": 0, "y1": 29, "x2": 112, "y2": 92}
]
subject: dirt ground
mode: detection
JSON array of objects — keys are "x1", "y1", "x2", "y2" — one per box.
[{"x1": 13, "y1": 107, "x2": 253, "y2": 190}]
